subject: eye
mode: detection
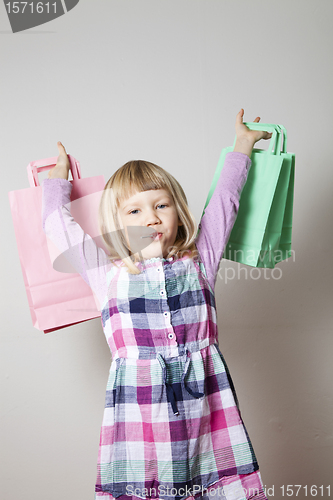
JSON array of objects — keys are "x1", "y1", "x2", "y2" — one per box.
[
  {"x1": 129, "y1": 209, "x2": 139, "y2": 215},
  {"x1": 157, "y1": 204, "x2": 168, "y2": 209}
]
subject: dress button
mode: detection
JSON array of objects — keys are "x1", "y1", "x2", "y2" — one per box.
[
  {"x1": 156, "y1": 267, "x2": 162, "y2": 272},
  {"x1": 168, "y1": 333, "x2": 174, "y2": 339},
  {"x1": 160, "y1": 290, "x2": 165, "y2": 296},
  {"x1": 163, "y1": 311, "x2": 168, "y2": 317}
]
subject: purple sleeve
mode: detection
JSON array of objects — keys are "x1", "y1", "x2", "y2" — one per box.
[
  {"x1": 195, "y1": 152, "x2": 252, "y2": 291},
  {"x1": 42, "y1": 178, "x2": 110, "y2": 308}
]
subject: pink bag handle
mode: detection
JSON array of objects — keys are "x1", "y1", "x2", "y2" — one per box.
[{"x1": 27, "y1": 154, "x2": 81, "y2": 187}]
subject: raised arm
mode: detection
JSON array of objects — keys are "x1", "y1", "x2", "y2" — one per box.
[
  {"x1": 195, "y1": 110, "x2": 272, "y2": 291},
  {"x1": 42, "y1": 143, "x2": 110, "y2": 308},
  {"x1": 195, "y1": 152, "x2": 251, "y2": 290}
]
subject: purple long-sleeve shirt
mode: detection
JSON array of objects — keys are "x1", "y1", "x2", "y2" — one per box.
[{"x1": 42, "y1": 152, "x2": 251, "y2": 305}]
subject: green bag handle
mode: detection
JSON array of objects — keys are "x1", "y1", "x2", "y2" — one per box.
[
  {"x1": 233, "y1": 123, "x2": 279, "y2": 155},
  {"x1": 202, "y1": 123, "x2": 288, "y2": 215},
  {"x1": 242, "y1": 122, "x2": 288, "y2": 154},
  {"x1": 276, "y1": 124, "x2": 287, "y2": 153}
]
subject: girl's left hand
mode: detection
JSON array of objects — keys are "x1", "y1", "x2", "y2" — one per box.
[{"x1": 233, "y1": 109, "x2": 272, "y2": 157}]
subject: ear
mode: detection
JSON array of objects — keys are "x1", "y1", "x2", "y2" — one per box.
[{"x1": 178, "y1": 218, "x2": 183, "y2": 226}]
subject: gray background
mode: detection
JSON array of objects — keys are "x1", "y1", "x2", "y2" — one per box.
[{"x1": 1, "y1": 1, "x2": 332, "y2": 499}]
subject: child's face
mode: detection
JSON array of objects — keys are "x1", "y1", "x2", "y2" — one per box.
[{"x1": 118, "y1": 188, "x2": 182, "y2": 260}]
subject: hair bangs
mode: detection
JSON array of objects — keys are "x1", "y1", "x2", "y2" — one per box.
[{"x1": 114, "y1": 160, "x2": 169, "y2": 206}]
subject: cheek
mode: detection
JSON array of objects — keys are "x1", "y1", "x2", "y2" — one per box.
[{"x1": 172, "y1": 216, "x2": 181, "y2": 236}]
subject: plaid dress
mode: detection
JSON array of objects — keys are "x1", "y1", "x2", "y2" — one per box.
[{"x1": 42, "y1": 153, "x2": 267, "y2": 500}]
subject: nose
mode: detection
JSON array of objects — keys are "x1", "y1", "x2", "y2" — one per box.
[{"x1": 145, "y1": 208, "x2": 161, "y2": 226}]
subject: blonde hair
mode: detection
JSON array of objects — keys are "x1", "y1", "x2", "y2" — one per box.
[{"x1": 99, "y1": 160, "x2": 198, "y2": 274}]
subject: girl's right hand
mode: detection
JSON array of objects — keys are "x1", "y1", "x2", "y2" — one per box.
[{"x1": 48, "y1": 141, "x2": 70, "y2": 179}]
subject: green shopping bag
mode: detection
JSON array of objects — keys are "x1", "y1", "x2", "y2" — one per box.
[{"x1": 203, "y1": 123, "x2": 295, "y2": 268}]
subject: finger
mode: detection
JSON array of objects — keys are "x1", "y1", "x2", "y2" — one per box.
[
  {"x1": 253, "y1": 116, "x2": 260, "y2": 123},
  {"x1": 235, "y1": 109, "x2": 244, "y2": 128},
  {"x1": 57, "y1": 141, "x2": 67, "y2": 154}
]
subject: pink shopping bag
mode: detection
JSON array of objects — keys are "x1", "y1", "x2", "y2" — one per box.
[{"x1": 8, "y1": 154, "x2": 106, "y2": 333}]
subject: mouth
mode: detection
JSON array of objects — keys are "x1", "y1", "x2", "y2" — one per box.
[{"x1": 141, "y1": 231, "x2": 162, "y2": 240}]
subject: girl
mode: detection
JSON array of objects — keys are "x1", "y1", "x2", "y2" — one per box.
[{"x1": 42, "y1": 109, "x2": 272, "y2": 500}]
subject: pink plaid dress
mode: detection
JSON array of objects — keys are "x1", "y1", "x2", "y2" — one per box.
[{"x1": 42, "y1": 153, "x2": 267, "y2": 500}]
